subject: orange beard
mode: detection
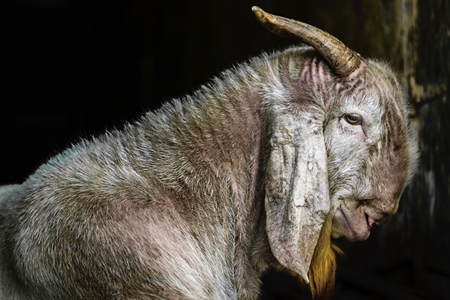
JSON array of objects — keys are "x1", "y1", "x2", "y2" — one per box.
[{"x1": 305, "y1": 216, "x2": 342, "y2": 300}]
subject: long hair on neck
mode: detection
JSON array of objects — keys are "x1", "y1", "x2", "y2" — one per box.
[{"x1": 305, "y1": 215, "x2": 342, "y2": 299}]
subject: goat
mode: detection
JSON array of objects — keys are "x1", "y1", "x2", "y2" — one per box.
[{"x1": 0, "y1": 6, "x2": 418, "y2": 300}]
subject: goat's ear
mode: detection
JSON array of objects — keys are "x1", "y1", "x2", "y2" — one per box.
[{"x1": 265, "y1": 108, "x2": 330, "y2": 283}]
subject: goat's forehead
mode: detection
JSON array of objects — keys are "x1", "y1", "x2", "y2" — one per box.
[
  {"x1": 348, "y1": 63, "x2": 406, "y2": 125},
  {"x1": 366, "y1": 62, "x2": 404, "y2": 106}
]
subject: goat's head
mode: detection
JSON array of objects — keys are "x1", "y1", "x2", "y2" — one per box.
[{"x1": 253, "y1": 6, "x2": 418, "y2": 298}]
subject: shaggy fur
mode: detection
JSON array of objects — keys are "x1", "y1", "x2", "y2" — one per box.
[{"x1": 0, "y1": 42, "x2": 417, "y2": 299}]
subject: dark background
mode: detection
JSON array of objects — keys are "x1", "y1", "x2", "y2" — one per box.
[{"x1": 1, "y1": 0, "x2": 449, "y2": 299}]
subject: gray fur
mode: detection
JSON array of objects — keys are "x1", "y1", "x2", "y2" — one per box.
[{"x1": 0, "y1": 44, "x2": 417, "y2": 299}]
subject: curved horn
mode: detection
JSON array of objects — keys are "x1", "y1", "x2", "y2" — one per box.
[{"x1": 252, "y1": 6, "x2": 361, "y2": 77}]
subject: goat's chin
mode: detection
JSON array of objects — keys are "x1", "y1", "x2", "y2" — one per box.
[{"x1": 332, "y1": 208, "x2": 370, "y2": 241}]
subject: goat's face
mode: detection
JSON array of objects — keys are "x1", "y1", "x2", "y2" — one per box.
[
  {"x1": 254, "y1": 6, "x2": 418, "y2": 290},
  {"x1": 324, "y1": 61, "x2": 416, "y2": 241}
]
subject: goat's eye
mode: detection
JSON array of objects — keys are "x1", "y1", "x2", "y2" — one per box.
[{"x1": 344, "y1": 114, "x2": 362, "y2": 125}]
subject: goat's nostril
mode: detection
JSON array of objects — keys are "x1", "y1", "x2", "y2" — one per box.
[
  {"x1": 365, "y1": 213, "x2": 370, "y2": 227},
  {"x1": 365, "y1": 213, "x2": 379, "y2": 229}
]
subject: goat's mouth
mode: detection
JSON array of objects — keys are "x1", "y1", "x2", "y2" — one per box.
[{"x1": 333, "y1": 206, "x2": 371, "y2": 241}]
